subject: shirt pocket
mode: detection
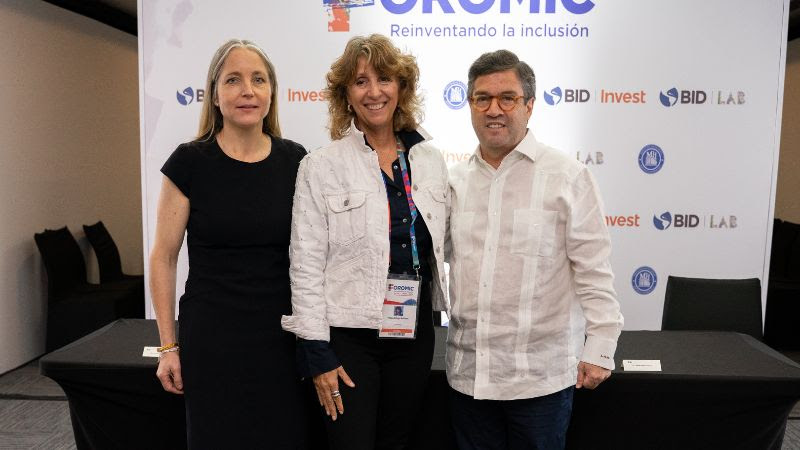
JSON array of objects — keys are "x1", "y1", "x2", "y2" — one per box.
[
  {"x1": 510, "y1": 209, "x2": 557, "y2": 257},
  {"x1": 326, "y1": 191, "x2": 367, "y2": 246}
]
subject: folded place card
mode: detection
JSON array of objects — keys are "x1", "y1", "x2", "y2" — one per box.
[
  {"x1": 622, "y1": 360, "x2": 662, "y2": 371},
  {"x1": 142, "y1": 346, "x2": 161, "y2": 358}
]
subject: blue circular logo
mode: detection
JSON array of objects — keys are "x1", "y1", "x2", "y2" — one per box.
[
  {"x1": 543, "y1": 86, "x2": 562, "y2": 106},
  {"x1": 653, "y1": 212, "x2": 672, "y2": 230},
  {"x1": 443, "y1": 81, "x2": 468, "y2": 110},
  {"x1": 631, "y1": 266, "x2": 658, "y2": 295},
  {"x1": 176, "y1": 87, "x2": 194, "y2": 106},
  {"x1": 638, "y1": 144, "x2": 664, "y2": 174},
  {"x1": 659, "y1": 87, "x2": 678, "y2": 107}
]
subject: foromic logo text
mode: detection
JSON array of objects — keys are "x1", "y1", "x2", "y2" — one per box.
[
  {"x1": 638, "y1": 144, "x2": 664, "y2": 174},
  {"x1": 380, "y1": 0, "x2": 595, "y2": 14},
  {"x1": 444, "y1": 81, "x2": 468, "y2": 109},
  {"x1": 176, "y1": 87, "x2": 204, "y2": 106},
  {"x1": 543, "y1": 87, "x2": 589, "y2": 105},
  {"x1": 631, "y1": 266, "x2": 657, "y2": 295}
]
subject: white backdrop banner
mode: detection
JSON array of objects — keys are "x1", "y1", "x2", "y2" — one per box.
[{"x1": 139, "y1": 0, "x2": 790, "y2": 330}]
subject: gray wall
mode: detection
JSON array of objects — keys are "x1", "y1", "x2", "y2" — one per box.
[{"x1": 0, "y1": 0, "x2": 141, "y2": 374}]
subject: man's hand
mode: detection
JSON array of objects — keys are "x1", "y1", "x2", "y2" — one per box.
[{"x1": 576, "y1": 361, "x2": 610, "y2": 389}]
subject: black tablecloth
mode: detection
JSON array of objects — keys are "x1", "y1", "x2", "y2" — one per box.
[
  {"x1": 568, "y1": 331, "x2": 800, "y2": 450},
  {"x1": 41, "y1": 320, "x2": 800, "y2": 450}
]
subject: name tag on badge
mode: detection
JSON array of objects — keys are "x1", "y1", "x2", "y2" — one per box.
[{"x1": 379, "y1": 274, "x2": 420, "y2": 339}]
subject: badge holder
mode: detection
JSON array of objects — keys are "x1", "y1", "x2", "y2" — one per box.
[
  {"x1": 379, "y1": 273, "x2": 421, "y2": 339},
  {"x1": 378, "y1": 138, "x2": 422, "y2": 339}
]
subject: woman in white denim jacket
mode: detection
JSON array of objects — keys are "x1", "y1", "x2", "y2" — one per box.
[{"x1": 281, "y1": 34, "x2": 448, "y2": 450}]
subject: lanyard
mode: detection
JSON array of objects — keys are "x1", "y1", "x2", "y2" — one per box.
[{"x1": 383, "y1": 138, "x2": 420, "y2": 277}]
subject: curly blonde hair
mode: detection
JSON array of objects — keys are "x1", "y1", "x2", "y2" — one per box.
[{"x1": 324, "y1": 34, "x2": 422, "y2": 140}]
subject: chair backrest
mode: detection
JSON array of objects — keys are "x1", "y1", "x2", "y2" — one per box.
[
  {"x1": 83, "y1": 221, "x2": 123, "y2": 283},
  {"x1": 661, "y1": 276, "x2": 763, "y2": 341},
  {"x1": 770, "y1": 218, "x2": 800, "y2": 281},
  {"x1": 33, "y1": 226, "x2": 88, "y2": 299}
]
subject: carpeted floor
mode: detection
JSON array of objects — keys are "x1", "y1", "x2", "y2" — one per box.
[{"x1": 0, "y1": 362, "x2": 64, "y2": 401}]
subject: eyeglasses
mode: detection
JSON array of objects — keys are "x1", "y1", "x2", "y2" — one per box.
[{"x1": 469, "y1": 94, "x2": 526, "y2": 112}]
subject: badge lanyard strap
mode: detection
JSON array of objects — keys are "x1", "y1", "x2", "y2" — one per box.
[{"x1": 383, "y1": 138, "x2": 421, "y2": 279}]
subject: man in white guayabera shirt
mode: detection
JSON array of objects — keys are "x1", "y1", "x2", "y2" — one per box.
[{"x1": 446, "y1": 49, "x2": 624, "y2": 450}]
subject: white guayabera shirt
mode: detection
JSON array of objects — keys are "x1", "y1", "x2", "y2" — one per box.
[{"x1": 446, "y1": 130, "x2": 624, "y2": 401}]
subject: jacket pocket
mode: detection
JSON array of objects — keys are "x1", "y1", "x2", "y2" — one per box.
[
  {"x1": 326, "y1": 191, "x2": 367, "y2": 246},
  {"x1": 423, "y1": 185, "x2": 447, "y2": 230},
  {"x1": 510, "y1": 209, "x2": 557, "y2": 257}
]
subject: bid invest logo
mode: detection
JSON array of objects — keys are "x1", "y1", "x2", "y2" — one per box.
[
  {"x1": 176, "y1": 87, "x2": 204, "y2": 106},
  {"x1": 543, "y1": 86, "x2": 589, "y2": 106}
]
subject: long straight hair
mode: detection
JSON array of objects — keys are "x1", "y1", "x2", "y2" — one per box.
[{"x1": 196, "y1": 39, "x2": 281, "y2": 140}]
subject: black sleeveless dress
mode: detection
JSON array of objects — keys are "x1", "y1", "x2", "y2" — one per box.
[{"x1": 161, "y1": 136, "x2": 307, "y2": 449}]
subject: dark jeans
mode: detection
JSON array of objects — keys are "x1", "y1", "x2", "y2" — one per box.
[
  {"x1": 450, "y1": 385, "x2": 575, "y2": 450},
  {"x1": 323, "y1": 283, "x2": 435, "y2": 450}
]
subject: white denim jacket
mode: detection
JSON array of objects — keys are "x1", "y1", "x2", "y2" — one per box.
[{"x1": 281, "y1": 126, "x2": 449, "y2": 342}]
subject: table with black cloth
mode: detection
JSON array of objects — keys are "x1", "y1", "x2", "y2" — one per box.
[{"x1": 40, "y1": 319, "x2": 800, "y2": 450}]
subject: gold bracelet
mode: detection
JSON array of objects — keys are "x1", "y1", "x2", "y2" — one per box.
[
  {"x1": 157, "y1": 343, "x2": 178, "y2": 352},
  {"x1": 158, "y1": 347, "x2": 180, "y2": 358}
]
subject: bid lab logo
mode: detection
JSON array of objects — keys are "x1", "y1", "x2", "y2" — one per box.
[
  {"x1": 659, "y1": 87, "x2": 746, "y2": 107},
  {"x1": 176, "y1": 87, "x2": 204, "y2": 106},
  {"x1": 653, "y1": 211, "x2": 738, "y2": 230}
]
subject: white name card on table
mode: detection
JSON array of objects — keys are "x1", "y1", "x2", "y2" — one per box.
[
  {"x1": 142, "y1": 346, "x2": 160, "y2": 358},
  {"x1": 623, "y1": 360, "x2": 662, "y2": 371}
]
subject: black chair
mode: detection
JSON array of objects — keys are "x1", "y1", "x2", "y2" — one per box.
[
  {"x1": 83, "y1": 221, "x2": 143, "y2": 285},
  {"x1": 34, "y1": 226, "x2": 142, "y2": 351},
  {"x1": 661, "y1": 276, "x2": 763, "y2": 341},
  {"x1": 764, "y1": 218, "x2": 800, "y2": 349},
  {"x1": 83, "y1": 221, "x2": 145, "y2": 319}
]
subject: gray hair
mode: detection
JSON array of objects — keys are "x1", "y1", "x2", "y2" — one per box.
[
  {"x1": 197, "y1": 39, "x2": 281, "y2": 140},
  {"x1": 467, "y1": 49, "x2": 536, "y2": 101}
]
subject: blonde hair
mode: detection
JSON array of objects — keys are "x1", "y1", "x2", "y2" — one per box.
[
  {"x1": 196, "y1": 39, "x2": 281, "y2": 140},
  {"x1": 324, "y1": 34, "x2": 422, "y2": 140}
]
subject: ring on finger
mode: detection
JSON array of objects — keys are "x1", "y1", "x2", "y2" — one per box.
[{"x1": 331, "y1": 390, "x2": 341, "y2": 398}]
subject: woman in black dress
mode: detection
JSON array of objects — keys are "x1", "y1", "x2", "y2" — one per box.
[{"x1": 151, "y1": 39, "x2": 307, "y2": 449}]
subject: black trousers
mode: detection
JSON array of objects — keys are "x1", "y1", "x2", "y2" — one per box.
[{"x1": 324, "y1": 282, "x2": 435, "y2": 450}]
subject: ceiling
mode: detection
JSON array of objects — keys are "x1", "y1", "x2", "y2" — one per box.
[{"x1": 43, "y1": 0, "x2": 800, "y2": 41}]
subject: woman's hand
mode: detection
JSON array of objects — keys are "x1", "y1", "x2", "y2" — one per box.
[
  {"x1": 156, "y1": 351, "x2": 184, "y2": 395},
  {"x1": 312, "y1": 366, "x2": 355, "y2": 421}
]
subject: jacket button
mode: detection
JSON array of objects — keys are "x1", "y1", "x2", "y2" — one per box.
[
  {"x1": 427, "y1": 213, "x2": 432, "y2": 219},
  {"x1": 413, "y1": 184, "x2": 418, "y2": 191},
  {"x1": 344, "y1": 199, "x2": 350, "y2": 206}
]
